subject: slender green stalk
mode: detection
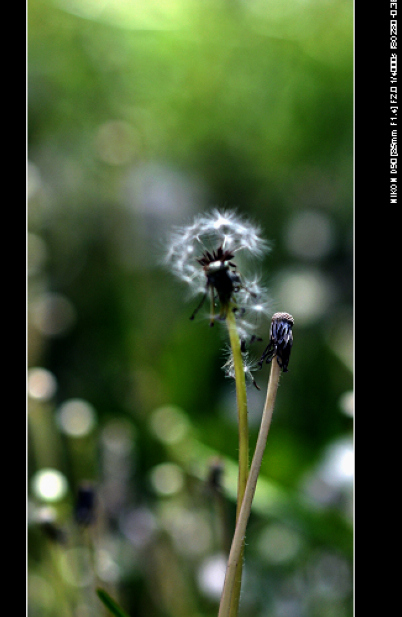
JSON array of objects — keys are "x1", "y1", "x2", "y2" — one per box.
[
  {"x1": 225, "y1": 306, "x2": 249, "y2": 514},
  {"x1": 225, "y1": 305, "x2": 249, "y2": 617},
  {"x1": 218, "y1": 359, "x2": 282, "y2": 617}
]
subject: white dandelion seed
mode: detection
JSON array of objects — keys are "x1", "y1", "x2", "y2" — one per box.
[{"x1": 222, "y1": 346, "x2": 261, "y2": 390}]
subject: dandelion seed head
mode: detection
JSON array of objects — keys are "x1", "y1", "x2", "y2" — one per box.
[
  {"x1": 166, "y1": 209, "x2": 269, "y2": 283},
  {"x1": 165, "y1": 209, "x2": 271, "y2": 332}
]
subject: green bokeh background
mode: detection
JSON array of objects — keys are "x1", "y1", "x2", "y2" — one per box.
[{"x1": 28, "y1": 1, "x2": 353, "y2": 616}]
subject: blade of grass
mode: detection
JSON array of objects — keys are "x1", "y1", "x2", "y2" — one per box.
[{"x1": 97, "y1": 588, "x2": 130, "y2": 617}]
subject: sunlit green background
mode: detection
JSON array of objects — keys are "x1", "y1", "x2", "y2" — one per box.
[{"x1": 28, "y1": 1, "x2": 353, "y2": 616}]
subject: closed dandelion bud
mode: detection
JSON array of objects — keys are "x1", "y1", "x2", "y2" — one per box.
[
  {"x1": 259, "y1": 312, "x2": 294, "y2": 372},
  {"x1": 206, "y1": 457, "x2": 225, "y2": 494},
  {"x1": 75, "y1": 482, "x2": 96, "y2": 526}
]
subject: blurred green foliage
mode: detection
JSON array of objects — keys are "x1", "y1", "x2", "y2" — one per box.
[{"x1": 28, "y1": 1, "x2": 353, "y2": 616}]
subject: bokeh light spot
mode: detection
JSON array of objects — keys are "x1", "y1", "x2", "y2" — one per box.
[
  {"x1": 96, "y1": 548, "x2": 121, "y2": 583},
  {"x1": 119, "y1": 507, "x2": 157, "y2": 548},
  {"x1": 275, "y1": 269, "x2": 336, "y2": 326},
  {"x1": 149, "y1": 405, "x2": 190, "y2": 445},
  {"x1": 31, "y1": 468, "x2": 68, "y2": 502},
  {"x1": 318, "y1": 438, "x2": 354, "y2": 488},
  {"x1": 56, "y1": 399, "x2": 97, "y2": 437},
  {"x1": 101, "y1": 420, "x2": 135, "y2": 455},
  {"x1": 149, "y1": 462, "x2": 184, "y2": 496},
  {"x1": 31, "y1": 293, "x2": 76, "y2": 337},
  {"x1": 257, "y1": 524, "x2": 301, "y2": 564},
  {"x1": 28, "y1": 367, "x2": 57, "y2": 401},
  {"x1": 285, "y1": 209, "x2": 335, "y2": 260},
  {"x1": 339, "y1": 391, "x2": 354, "y2": 417},
  {"x1": 160, "y1": 505, "x2": 212, "y2": 557},
  {"x1": 197, "y1": 553, "x2": 227, "y2": 600}
]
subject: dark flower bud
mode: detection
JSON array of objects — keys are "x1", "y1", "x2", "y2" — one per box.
[
  {"x1": 206, "y1": 457, "x2": 225, "y2": 494},
  {"x1": 258, "y1": 313, "x2": 294, "y2": 372},
  {"x1": 75, "y1": 482, "x2": 96, "y2": 526}
]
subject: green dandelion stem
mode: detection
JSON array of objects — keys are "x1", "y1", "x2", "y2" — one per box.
[{"x1": 225, "y1": 304, "x2": 249, "y2": 617}]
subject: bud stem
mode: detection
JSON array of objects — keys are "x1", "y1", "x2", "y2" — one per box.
[{"x1": 218, "y1": 359, "x2": 282, "y2": 617}]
